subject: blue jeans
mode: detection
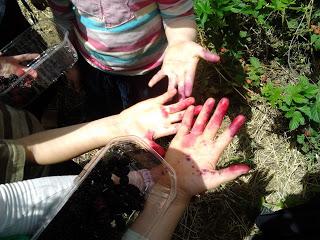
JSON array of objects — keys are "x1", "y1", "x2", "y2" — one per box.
[{"x1": 80, "y1": 58, "x2": 168, "y2": 121}]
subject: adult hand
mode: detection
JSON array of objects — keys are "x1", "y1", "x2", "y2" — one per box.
[
  {"x1": 148, "y1": 41, "x2": 220, "y2": 100},
  {"x1": 119, "y1": 89, "x2": 199, "y2": 155},
  {"x1": 164, "y1": 97, "x2": 250, "y2": 203},
  {"x1": 0, "y1": 54, "x2": 39, "y2": 78}
]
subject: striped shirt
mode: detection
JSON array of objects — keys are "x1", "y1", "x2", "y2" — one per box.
[
  {"x1": 0, "y1": 102, "x2": 47, "y2": 184},
  {"x1": 48, "y1": 0, "x2": 194, "y2": 75}
]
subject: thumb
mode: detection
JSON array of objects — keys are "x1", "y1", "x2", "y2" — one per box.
[
  {"x1": 209, "y1": 164, "x2": 250, "y2": 189},
  {"x1": 199, "y1": 49, "x2": 220, "y2": 63}
]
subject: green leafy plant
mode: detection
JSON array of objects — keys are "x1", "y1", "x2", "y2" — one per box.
[
  {"x1": 311, "y1": 34, "x2": 320, "y2": 50},
  {"x1": 262, "y1": 76, "x2": 320, "y2": 161},
  {"x1": 245, "y1": 57, "x2": 265, "y2": 86}
]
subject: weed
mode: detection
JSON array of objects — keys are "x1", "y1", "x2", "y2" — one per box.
[{"x1": 262, "y1": 76, "x2": 320, "y2": 161}]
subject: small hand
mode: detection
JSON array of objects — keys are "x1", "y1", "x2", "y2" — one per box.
[
  {"x1": 0, "y1": 54, "x2": 39, "y2": 78},
  {"x1": 120, "y1": 89, "x2": 196, "y2": 141},
  {"x1": 120, "y1": 89, "x2": 204, "y2": 156},
  {"x1": 164, "y1": 97, "x2": 250, "y2": 202},
  {"x1": 148, "y1": 41, "x2": 220, "y2": 100}
]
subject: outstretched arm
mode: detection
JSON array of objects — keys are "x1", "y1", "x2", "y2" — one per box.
[
  {"x1": 129, "y1": 98, "x2": 250, "y2": 239},
  {"x1": 149, "y1": 0, "x2": 220, "y2": 99},
  {"x1": 16, "y1": 89, "x2": 194, "y2": 165}
]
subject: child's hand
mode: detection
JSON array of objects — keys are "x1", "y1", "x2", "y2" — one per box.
[
  {"x1": 0, "y1": 53, "x2": 39, "y2": 78},
  {"x1": 164, "y1": 97, "x2": 250, "y2": 203},
  {"x1": 148, "y1": 41, "x2": 220, "y2": 100},
  {"x1": 120, "y1": 89, "x2": 200, "y2": 152}
]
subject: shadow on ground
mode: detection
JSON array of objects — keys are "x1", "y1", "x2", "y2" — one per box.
[
  {"x1": 283, "y1": 171, "x2": 320, "y2": 208},
  {"x1": 252, "y1": 171, "x2": 320, "y2": 240},
  {"x1": 173, "y1": 171, "x2": 272, "y2": 240}
]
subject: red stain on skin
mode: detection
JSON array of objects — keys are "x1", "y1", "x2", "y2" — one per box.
[
  {"x1": 198, "y1": 168, "x2": 217, "y2": 176},
  {"x1": 200, "y1": 140, "x2": 208, "y2": 147},
  {"x1": 227, "y1": 164, "x2": 250, "y2": 174},
  {"x1": 145, "y1": 130, "x2": 154, "y2": 140},
  {"x1": 229, "y1": 115, "x2": 246, "y2": 137},
  {"x1": 144, "y1": 130, "x2": 166, "y2": 156},
  {"x1": 192, "y1": 98, "x2": 215, "y2": 134},
  {"x1": 169, "y1": 97, "x2": 195, "y2": 112},
  {"x1": 202, "y1": 50, "x2": 221, "y2": 63},
  {"x1": 160, "y1": 106, "x2": 169, "y2": 118},
  {"x1": 185, "y1": 155, "x2": 192, "y2": 161},
  {"x1": 191, "y1": 165, "x2": 195, "y2": 168},
  {"x1": 208, "y1": 98, "x2": 229, "y2": 129},
  {"x1": 181, "y1": 105, "x2": 194, "y2": 130},
  {"x1": 150, "y1": 141, "x2": 166, "y2": 157},
  {"x1": 194, "y1": 105, "x2": 203, "y2": 115},
  {"x1": 182, "y1": 133, "x2": 197, "y2": 148},
  {"x1": 184, "y1": 81, "x2": 193, "y2": 97}
]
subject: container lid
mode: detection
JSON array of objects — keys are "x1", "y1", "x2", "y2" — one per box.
[
  {"x1": 31, "y1": 136, "x2": 177, "y2": 240},
  {"x1": 0, "y1": 19, "x2": 78, "y2": 108}
]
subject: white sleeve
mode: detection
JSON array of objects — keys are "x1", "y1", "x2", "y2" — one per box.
[
  {"x1": 122, "y1": 228, "x2": 148, "y2": 240},
  {"x1": 0, "y1": 175, "x2": 76, "y2": 237}
]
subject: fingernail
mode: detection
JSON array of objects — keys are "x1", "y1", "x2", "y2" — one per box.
[
  {"x1": 203, "y1": 51, "x2": 220, "y2": 62},
  {"x1": 229, "y1": 164, "x2": 250, "y2": 174}
]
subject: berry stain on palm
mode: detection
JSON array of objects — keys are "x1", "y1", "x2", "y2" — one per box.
[
  {"x1": 197, "y1": 168, "x2": 216, "y2": 176},
  {"x1": 181, "y1": 133, "x2": 197, "y2": 147},
  {"x1": 180, "y1": 154, "x2": 215, "y2": 177}
]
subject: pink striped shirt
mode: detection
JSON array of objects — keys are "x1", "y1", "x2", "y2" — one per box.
[{"x1": 48, "y1": 0, "x2": 194, "y2": 75}]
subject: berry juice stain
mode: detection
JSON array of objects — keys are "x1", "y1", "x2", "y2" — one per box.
[
  {"x1": 169, "y1": 97, "x2": 194, "y2": 112},
  {"x1": 160, "y1": 106, "x2": 169, "y2": 118},
  {"x1": 182, "y1": 134, "x2": 197, "y2": 148},
  {"x1": 192, "y1": 99, "x2": 215, "y2": 133},
  {"x1": 229, "y1": 115, "x2": 246, "y2": 137},
  {"x1": 208, "y1": 98, "x2": 229, "y2": 128},
  {"x1": 194, "y1": 105, "x2": 203, "y2": 115}
]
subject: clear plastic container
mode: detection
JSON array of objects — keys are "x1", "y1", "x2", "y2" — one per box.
[
  {"x1": 0, "y1": 20, "x2": 78, "y2": 108},
  {"x1": 31, "y1": 136, "x2": 177, "y2": 240}
]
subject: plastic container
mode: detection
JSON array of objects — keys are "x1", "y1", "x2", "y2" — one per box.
[
  {"x1": 31, "y1": 136, "x2": 177, "y2": 240},
  {"x1": 0, "y1": 20, "x2": 78, "y2": 108}
]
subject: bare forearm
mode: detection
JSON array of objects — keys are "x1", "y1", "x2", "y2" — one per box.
[
  {"x1": 130, "y1": 184, "x2": 190, "y2": 240},
  {"x1": 164, "y1": 18, "x2": 197, "y2": 45},
  {"x1": 17, "y1": 115, "x2": 122, "y2": 165}
]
